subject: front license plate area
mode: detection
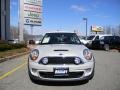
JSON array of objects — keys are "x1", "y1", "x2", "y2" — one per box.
[{"x1": 54, "y1": 68, "x2": 69, "y2": 76}]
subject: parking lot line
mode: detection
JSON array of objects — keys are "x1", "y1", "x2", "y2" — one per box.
[{"x1": 0, "y1": 62, "x2": 27, "y2": 80}]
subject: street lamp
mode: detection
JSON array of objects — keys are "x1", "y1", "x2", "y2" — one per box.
[{"x1": 83, "y1": 18, "x2": 88, "y2": 40}]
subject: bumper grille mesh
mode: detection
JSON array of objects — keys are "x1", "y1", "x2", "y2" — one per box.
[
  {"x1": 39, "y1": 57, "x2": 76, "y2": 65},
  {"x1": 39, "y1": 72, "x2": 84, "y2": 79},
  {"x1": 48, "y1": 57, "x2": 75, "y2": 64}
]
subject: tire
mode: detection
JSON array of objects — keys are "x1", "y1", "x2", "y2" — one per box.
[{"x1": 104, "y1": 44, "x2": 110, "y2": 51}]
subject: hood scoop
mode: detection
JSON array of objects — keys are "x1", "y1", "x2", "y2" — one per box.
[{"x1": 54, "y1": 49, "x2": 69, "y2": 51}]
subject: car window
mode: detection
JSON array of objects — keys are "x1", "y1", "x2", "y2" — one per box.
[
  {"x1": 100, "y1": 36, "x2": 104, "y2": 40},
  {"x1": 104, "y1": 36, "x2": 112, "y2": 40},
  {"x1": 115, "y1": 36, "x2": 120, "y2": 40},
  {"x1": 87, "y1": 36, "x2": 95, "y2": 40},
  {"x1": 113, "y1": 36, "x2": 120, "y2": 42},
  {"x1": 42, "y1": 36, "x2": 50, "y2": 44},
  {"x1": 95, "y1": 36, "x2": 99, "y2": 40},
  {"x1": 41, "y1": 33, "x2": 81, "y2": 44}
]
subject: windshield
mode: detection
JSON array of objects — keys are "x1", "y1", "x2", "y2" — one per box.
[
  {"x1": 87, "y1": 36, "x2": 95, "y2": 40},
  {"x1": 41, "y1": 33, "x2": 81, "y2": 44},
  {"x1": 100, "y1": 36, "x2": 104, "y2": 40}
]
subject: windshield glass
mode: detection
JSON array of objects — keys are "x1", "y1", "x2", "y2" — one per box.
[
  {"x1": 87, "y1": 36, "x2": 95, "y2": 40},
  {"x1": 100, "y1": 36, "x2": 104, "y2": 40},
  {"x1": 41, "y1": 33, "x2": 81, "y2": 44}
]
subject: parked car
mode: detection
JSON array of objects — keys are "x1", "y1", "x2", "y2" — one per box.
[
  {"x1": 85, "y1": 34, "x2": 112, "y2": 48},
  {"x1": 28, "y1": 32, "x2": 95, "y2": 82},
  {"x1": 8, "y1": 39, "x2": 19, "y2": 44},
  {"x1": 92, "y1": 36, "x2": 120, "y2": 50},
  {"x1": 34, "y1": 40, "x2": 41, "y2": 44},
  {"x1": 78, "y1": 36, "x2": 86, "y2": 44},
  {"x1": 28, "y1": 40, "x2": 35, "y2": 44}
]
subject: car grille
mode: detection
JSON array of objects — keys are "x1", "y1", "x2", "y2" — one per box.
[
  {"x1": 48, "y1": 57, "x2": 75, "y2": 64},
  {"x1": 39, "y1": 57, "x2": 77, "y2": 65},
  {"x1": 39, "y1": 72, "x2": 84, "y2": 79}
]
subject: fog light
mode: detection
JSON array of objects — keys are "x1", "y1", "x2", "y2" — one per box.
[
  {"x1": 74, "y1": 57, "x2": 81, "y2": 65},
  {"x1": 85, "y1": 68, "x2": 91, "y2": 73},
  {"x1": 32, "y1": 68, "x2": 37, "y2": 73},
  {"x1": 41, "y1": 58, "x2": 48, "y2": 65}
]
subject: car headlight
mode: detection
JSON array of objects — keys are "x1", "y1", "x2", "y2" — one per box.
[
  {"x1": 74, "y1": 57, "x2": 82, "y2": 65},
  {"x1": 83, "y1": 49, "x2": 92, "y2": 60},
  {"x1": 30, "y1": 49, "x2": 39, "y2": 61},
  {"x1": 41, "y1": 57, "x2": 48, "y2": 65}
]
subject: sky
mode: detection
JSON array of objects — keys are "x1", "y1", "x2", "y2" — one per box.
[{"x1": 10, "y1": 0, "x2": 120, "y2": 35}]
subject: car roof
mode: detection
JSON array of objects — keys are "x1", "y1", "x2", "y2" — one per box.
[
  {"x1": 90, "y1": 34, "x2": 113, "y2": 38},
  {"x1": 46, "y1": 31, "x2": 75, "y2": 34},
  {"x1": 103, "y1": 35, "x2": 120, "y2": 37}
]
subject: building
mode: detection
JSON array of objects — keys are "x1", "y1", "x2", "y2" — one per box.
[{"x1": 0, "y1": 0, "x2": 11, "y2": 40}]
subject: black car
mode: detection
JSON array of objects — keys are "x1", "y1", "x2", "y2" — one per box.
[{"x1": 92, "y1": 36, "x2": 120, "y2": 50}]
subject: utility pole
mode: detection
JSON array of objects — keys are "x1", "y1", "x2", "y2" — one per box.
[
  {"x1": 83, "y1": 18, "x2": 88, "y2": 40},
  {"x1": 19, "y1": 0, "x2": 24, "y2": 43}
]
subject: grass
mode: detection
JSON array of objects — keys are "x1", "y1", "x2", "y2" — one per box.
[{"x1": 0, "y1": 48, "x2": 29, "y2": 58}]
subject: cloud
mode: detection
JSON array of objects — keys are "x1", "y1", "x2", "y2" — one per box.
[
  {"x1": 71, "y1": 5, "x2": 90, "y2": 12},
  {"x1": 93, "y1": 14, "x2": 110, "y2": 18}
]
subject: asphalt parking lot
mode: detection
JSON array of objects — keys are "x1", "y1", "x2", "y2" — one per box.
[{"x1": 0, "y1": 50, "x2": 120, "y2": 90}]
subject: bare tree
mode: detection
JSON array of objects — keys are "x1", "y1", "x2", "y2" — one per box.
[
  {"x1": 118, "y1": 25, "x2": 120, "y2": 36},
  {"x1": 111, "y1": 25, "x2": 120, "y2": 36},
  {"x1": 99, "y1": 25, "x2": 120, "y2": 36},
  {"x1": 10, "y1": 26, "x2": 19, "y2": 39},
  {"x1": 23, "y1": 29, "x2": 29, "y2": 41},
  {"x1": 105, "y1": 26, "x2": 112, "y2": 34}
]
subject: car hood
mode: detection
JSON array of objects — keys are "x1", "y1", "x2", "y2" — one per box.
[
  {"x1": 34, "y1": 44, "x2": 87, "y2": 59},
  {"x1": 80, "y1": 40, "x2": 91, "y2": 44}
]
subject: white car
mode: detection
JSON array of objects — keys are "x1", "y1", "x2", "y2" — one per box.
[
  {"x1": 28, "y1": 32, "x2": 95, "y2": 82},
  {"x1": 81, "y1": 34, "x2": 112, "y2": 48}
]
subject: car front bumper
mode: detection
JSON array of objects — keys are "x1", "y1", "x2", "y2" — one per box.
[{"x1": 28, "y1": 61, "x2": 95, "y2": 81}]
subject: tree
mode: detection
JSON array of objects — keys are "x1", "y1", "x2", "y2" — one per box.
[
  {"x1": 105, "y1": 26, "x2": 112, "y2": 34},
  {"x1": 100, "y1": 25, "x2": 120, "y2": 36},
  {"x1": 118, "y1": 25, "x2": 120, "y2": 36},
  {"x1": 23, "y1": 29, "x2": 29, "y2": 41},
  {"x1": 10, "y1": 26, "x2": 19, "y2": 39}
]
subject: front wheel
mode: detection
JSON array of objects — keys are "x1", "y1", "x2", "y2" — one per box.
[{"x1": 104, "y1": 44, "x2": 110, "y2": 51}]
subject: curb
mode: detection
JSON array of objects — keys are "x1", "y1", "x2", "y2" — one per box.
[{"x1": 0, "y1": 51, "x2": 30, "y2": 63}]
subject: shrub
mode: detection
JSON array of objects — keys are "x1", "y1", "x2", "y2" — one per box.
[
  {"x1": 0, "y1": 44, "x2": 12, "y2": 51},
  {"x1": 0, "y1": 44, "x2": 27, "y2": 52},
  {"x1": 0, "y1": 40, "x2": 8, "y2": 44},
  {"x1": 10, "y1": 44, "x2": 27, "y2": 49}
]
